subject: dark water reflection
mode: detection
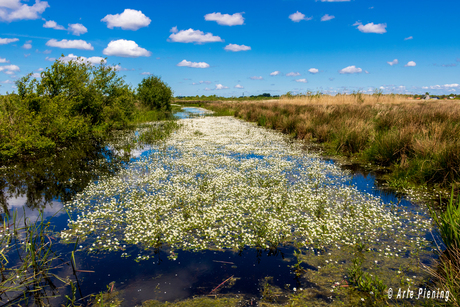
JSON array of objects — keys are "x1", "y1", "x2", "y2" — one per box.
[{"x1": 0, "y1": 138, "x2": 127, "y2": 218}]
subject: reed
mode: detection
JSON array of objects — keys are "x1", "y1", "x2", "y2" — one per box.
[{"x1": 206, "y1": 97, "x2": 460, "y2": 190}]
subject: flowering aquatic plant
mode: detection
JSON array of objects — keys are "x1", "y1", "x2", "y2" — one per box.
[{"x1": 61, "y1": 117, "x2": 432, "y2": 259}]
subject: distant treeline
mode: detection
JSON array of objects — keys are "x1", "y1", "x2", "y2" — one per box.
[
  {"x1": 0, "y1": 57, "x2": 173, "y2": 162},
  {"x1": 175, "y1": 93, "x2": 280, "y2": 102}
]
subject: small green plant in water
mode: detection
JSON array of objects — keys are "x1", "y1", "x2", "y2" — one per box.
[{"x1": 348, "y1": 258, "x2": 387, "y2": 299}]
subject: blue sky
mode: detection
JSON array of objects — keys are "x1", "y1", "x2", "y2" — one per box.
[{"x1": 0, "y1": 0, "x2": 459, "y2": 96}]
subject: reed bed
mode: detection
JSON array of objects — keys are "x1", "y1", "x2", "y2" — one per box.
[{"x1": 207, "y1": 96, "x2": 460, "y2": 191}]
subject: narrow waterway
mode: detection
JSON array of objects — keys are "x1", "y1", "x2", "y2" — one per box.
[{"x1": 0, "y1": 107, "x2": 439, "y2": 306}]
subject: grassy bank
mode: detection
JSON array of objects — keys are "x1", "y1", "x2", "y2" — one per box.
[{"x1": 206, "y1": 95, "x2": 460, "y2": 193}]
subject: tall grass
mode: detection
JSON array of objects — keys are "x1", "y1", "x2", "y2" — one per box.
[
  {"x1": 206, "y1": 97, "x2": 460, "y2": 190},
  {"x1": 1, "y1": 211, "x2": 68, "y2": 305},
  {"x1": 426, "y1": 191, "x2": 460, "y2": 306}
]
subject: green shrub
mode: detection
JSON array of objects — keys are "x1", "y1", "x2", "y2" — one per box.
[{"x1": 137, "y1": 76, "x2": 172, "y2": 111}]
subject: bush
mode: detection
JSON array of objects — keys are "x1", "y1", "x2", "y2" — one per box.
[
  {"x1": 137, "y1": 76, "x2": 172, "y2": 111},
  {"x1": 0, "y1": 56, "x2": 136, "y2": 160}
]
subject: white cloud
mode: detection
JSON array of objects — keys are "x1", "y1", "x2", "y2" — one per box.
[
  {"x1": 101, "y1": 9, "x2": 151, "y2": 31},
  {"x1": 339, "y1": 65, "x2": 362, "y2": 74},
  {"x1": 444, "y1": 84, "x2": 459, "y2": 88},
  {"x1": 204, "y1": 87, "x2": 211, "y2": 91},
  {"x1": 22, "y1": 40, "x2": 31, "y2": 49},
  {"x1": 270, "y1": 71, "x2": 280, "y2": 76},
  {"x1": 36, "y1": 67, "x2": 43, "y2": 71},
  {"x1": 295, "y1": 79, "x2": 308, "y2": 83},
  {"x1": 289, "y1": 11, "x2": 312, "y2": 22},
  {"x1": 387, "y1": 59, "x2": 398, "y2": 66},
  {"x1": 0, "y1": 37, "x2": 19, "y2": 44},
  {"x1": 141, "y1": 72, "x2": 151, "y2": 75},
  {"x1": 250, "y1": 76, "x2": 263, "y2": 80},
  {"x1": 170, "y1": 26, "x2": 178, "y2": 33},
  {"x1": 45, "y1": 56, "x2": 55, "y2": 61},
  {"x1": 204, "y1": 12, "x2": 244, "y2": 26},
  {"x1": 46, "y1": 39, "x2": 94, "y2": 50},
  {"x1": 215, "y1": 84, "x2": 229, "y2": 90},
  {"x1": 224, "y1": 44, "x2": 251, "y2": 52},
  {"x1": 58, "y1": 54, "x2": 106, "y2": 65},
  {"x1": 405, "y1": 61, "x2": 416, "y2": 67},
  {"x1": 321, "y1": 14, "x2": 335, "y2": 21},
  {"x1": 200, "y1": 81, "x2": 212, "y2": 84},
  {"x1": 286, "y1": 72, "x2": 300, "y2": 77},
  {"x1": 168, "y1": 28, "x2": 223, "y2": 44},
  {"x1": 103, "y1": 39, "x2": 151, "y2": 57},
  {"x1": 354, "y1": 22, "x2": 387, "y2": 34},
  {"x1": 308, "y1": 68, "x2": 319, "y2": 74},
  {"x1": 32, "y1": 72, "x2": 41, "y2": 78},
  {"x1": 0, "y1": 57, "x2": 9, "y2": 63},
  {"x1": 0, "y1": 64, "x2": 20, "y2": 74},
  {"x1": 235, "y1": 84, "x2": 243, "y2": 89},
  {"x1": 43, "y1": 20, "x2": 65, "y2": 30},
  {"x1": 68, "y1": 23, "x2": 87, "y2": 36},
  {"x1": 0, "y1": 0, "x2": 49, "y2": 22},
  {"x1": 404, "y1": 36, "x2": 413, "y2": 40},
  {"x1": 177, "y1": 59, "x2": 210, "y2": 69}
]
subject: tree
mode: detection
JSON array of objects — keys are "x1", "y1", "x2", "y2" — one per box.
[{"x1": 137, "y1": 76, "x2": 172, "y2": 111}]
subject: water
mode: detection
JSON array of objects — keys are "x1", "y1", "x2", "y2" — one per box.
[{"x1": 0, "y1": 107, "x2": 438, "y2": 306}]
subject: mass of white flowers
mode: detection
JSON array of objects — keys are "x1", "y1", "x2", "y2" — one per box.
[{"x1": 60, "y1": 117, "x2": 431, "y2": 257}]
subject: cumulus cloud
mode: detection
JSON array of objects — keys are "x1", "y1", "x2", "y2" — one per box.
[
  {"x1": 58, "y1": 54, "x2": 106, "y2": 65},
  {"x1": 32, "y1": 72, "x2": 41, "y2": 78},
  {"x1": 168, "y1": 28, "x2": 223, "y2": 44},
  {"x1": 321, "y1": 14, "x2": 335, "y2": 21},
  {"x1": 215, "y1": 84, "x2": 229, "y2": 90},
  {"x1": 405, "y1": 61, "x2": 416, "y2": 67},
  {"x1": 43, "y1": 20, "x2": 65, "y2": 30},
  {"x1": 235, "y1": 84, "x2": 244, "y2": 89},
  {"x1": 339, "y1": 65, "x2": 362, "y2": 74},
  {"x1": 270, "y1": 71, "x2": 280, "y2": 76},
  {"x1": 22, "y1": 40, "x2": 31, "y2": 49},
  {"x1": 103, "y1": 39, "x2": 151, "y2": 57},
  {"x1": 0, "y1": 0, "x2": 49, "y2": 22},
  {"x1": 250, "y1": 76, "x2": 263, "y2": 80},
  {"x1": 308, "y1": 68, "x2": 319, "y2": 74},
  {"x1": 177, "y1": 59, "x2": 210, "y2": 68},
  {"x1": 295, "y1": 79, "x2": 308, "y2": 83},
  {"x1": 286, "y1": 72, "x2": 300, "y2": 77},
  {"x1": 354, "y1": 22, "x2": 387, "y2": 34},
  {"x1": 224, "y1": 44, "x2": 251, "y2": 52},
  {"x1": 68, "y1": 23, "x2": 87, "y2": 36},
  {"x1": 45, "y1": 56, "x2": 55, "y2": 61},
  {"x1": 387, "y1": 59, "x2": 398, "y2": 66},
  {"x1": 0, "y1": 37, "x2": 19, "y2": 44},
  {"x1": 46, "y1": 39, "x2": 94, "y2": 50},
  {"x1": 0, "y1": 64, "x2": 20, "y2": 74},
  {"x1": 204, "y1": 12, "x2": 244, "y2": 26},
  {"x1": 404, "y1": 36, "x2": 413, "y2": 40},
  {"x1": 289, "y1": 11, "x2": 312, "y2": 22},
  {"x1": 101, "y1": 9, "x2": 151, "y2": 31},
  {"x1": 0, "y1": 57, "x2": 9, "y2": 63}
]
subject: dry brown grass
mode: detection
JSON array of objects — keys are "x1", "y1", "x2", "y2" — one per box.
[
  {"x1": 207, "y1": 96, "x2": 460, "y2": 189},
  {"x1": 278, "y1": 93, "x2": 411, "y2": 105}
]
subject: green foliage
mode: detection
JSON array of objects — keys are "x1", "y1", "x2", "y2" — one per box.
[
  {"x1": 348, "y1": 258, "x2": 387, "y2": 299},
  {"x1": 137, "y1": 76, "x2": 172, "y2": 111},
  {"x1": 430, "y1": 190, "x2": 460, "y2": 250},
  {"x1": 0, "y1": 56, "x2": 136, "y2": 161}
]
